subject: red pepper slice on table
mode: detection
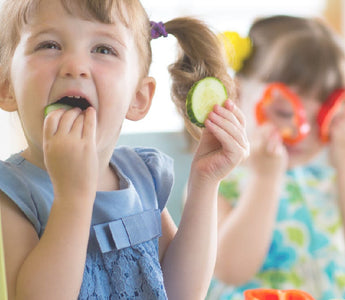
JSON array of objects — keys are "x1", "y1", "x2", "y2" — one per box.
[
  {"x1": 255, "y1": 83, "x2": 310, "y2": 145},
  {"x1": 317, "y1": 88, "x2": 345, "y2": 143},
  {"x1": 244, "y1": 288, "x2": 315, "y2": 300}
]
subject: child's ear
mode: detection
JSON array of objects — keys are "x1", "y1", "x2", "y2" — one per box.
[
  {"x1": 0, "y1": 80, "x2": 17, "y2": 112},
  {"x1": 126, "y1": 76, "x2": 156, "y2": 121}
]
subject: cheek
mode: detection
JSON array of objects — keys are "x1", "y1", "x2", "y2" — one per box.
[
  {"x1": 97, "y1": 88, "x2": 132, "y2": 129},
  {"x1": 10, "y1": 64, "x2": 49, "y2": 137},
  {"x1": 96, "y1": 69, "x2": 136, "y2": 109},
  {"x1": 299, "y1": 122, "x2": 323, "y2": 153},
  {"x1": 11, "y1": 58, "x2": 46, "y2": 100}
]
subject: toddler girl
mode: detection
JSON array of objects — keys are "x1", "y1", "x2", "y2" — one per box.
[{"x1": 0, "y1": 1, "x2": 249, "y2": 299}]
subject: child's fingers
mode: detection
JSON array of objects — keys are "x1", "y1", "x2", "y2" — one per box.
[
  {"x1": 207, "y1": 108, "x2": 248, "y2": 150},
  {"x1": 54, "y1": 108, "x2": 82, "y2": 135},
  {"x1": 266, "y1": 131, "x2": 283, "y2": 155},
  {"x1": 205, "y1": 117, "x2": 250, "y2": 160},
  {"x1": 82, "y1": 107, "x2": 97, "y2": 140},
  {"x1": 43, "y1": 108, "x2": 66, "y2": 138},
  {"x1": 259, "y1": 123, "x2": 280, "y2": 142},
  {"x1": 211, "y1": 100, "x2": 245, "y2": 133},
  {"x1": 205, "y1": 117, "x2": 249, "y2": 159},
  {"x1": 224, "y1": 99, "x2": 246, "y2": 127},
  {"x1": 70, "y1": 113, "x2": 85, "y2": 138}
]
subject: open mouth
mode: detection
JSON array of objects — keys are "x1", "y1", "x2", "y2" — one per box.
[{"x1": 55, "y1": 96, "x2": 91, "y2": 110}]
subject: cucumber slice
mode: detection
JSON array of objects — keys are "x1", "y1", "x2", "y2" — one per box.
[
  {"x1": 186, "y1": 77, "x2": 228, "y2": 127},
  {"x1": 44, "y1": 103, "x2": 73, "y2": 117}
]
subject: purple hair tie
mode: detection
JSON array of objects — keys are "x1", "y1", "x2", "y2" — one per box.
[{"x1": 150, "y1": 21, "x2": 168, "y2": 39}]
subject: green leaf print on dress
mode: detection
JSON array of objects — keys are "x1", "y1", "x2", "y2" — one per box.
[
  {"x1": 257, "y1": 270, "x2": 303, "y2": 289},
  {"x1": 286, "y1": 227, "x2": 305, "y2": 247},
  {"x1": 286, "y1": 181, "x2": 304, "y2": 205}
]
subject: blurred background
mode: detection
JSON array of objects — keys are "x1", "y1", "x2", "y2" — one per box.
[{"x1": 0, "y1": 0, "x2": 343, "y2": 223}]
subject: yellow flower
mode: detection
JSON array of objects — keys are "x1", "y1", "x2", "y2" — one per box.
[{"x1": 219, "y1": 31, "x2": 252, "y2": 72}]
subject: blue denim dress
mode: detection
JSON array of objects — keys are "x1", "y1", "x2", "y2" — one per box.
[{"x1": 0, "y1": 146, "x2": 174, "y2": 299}]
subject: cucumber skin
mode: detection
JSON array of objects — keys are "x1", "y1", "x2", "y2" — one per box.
[
  {"x1": 186, "y1": 82, "x2": 204, "y2": 127},
  {"x1": 44, "y1": 103, "x2": 73, "y2": 117},
  {"x1": 186, "y1": 77, "x2": 227, "y2": 127}
]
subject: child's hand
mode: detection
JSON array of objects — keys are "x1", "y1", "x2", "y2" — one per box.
[
  {"x1": 247, "y1": 122, "x2": 288, "y2": 177},
  {"x1": 192, "y1": 100, "x2": 249, "y2": 183},
  {"x1": 329, "y1": 114, "x2": 345, "y2": 170},
  {"x1": 43, "y1": 107, "x2": 98, "y2": 201}
]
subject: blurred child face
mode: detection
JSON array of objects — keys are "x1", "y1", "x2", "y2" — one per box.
[
  {"x1": 239, "y1": 79, "x2": 324, "y2": 169},
  {"x1": 9, "y1": 0, "x2": 146, "y2": 164}
]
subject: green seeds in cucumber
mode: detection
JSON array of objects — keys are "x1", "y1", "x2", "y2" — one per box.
[
  {"x1": 186, "y1": 77, "x2": 228, "y2": 127},
  {"x1": 44, "y1": 103, "x2": 73, "y2": 117}
]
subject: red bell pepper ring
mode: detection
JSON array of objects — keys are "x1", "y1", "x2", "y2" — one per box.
[
  {"x1": 255, "y1": 83, "x2": 310, "y2": 145},
  {"x1": 244, "y1": 288, "x2": 315, "y2": 300},
  {"x1": 317, "y1": 88, "x2": 345, "y2": 143}
]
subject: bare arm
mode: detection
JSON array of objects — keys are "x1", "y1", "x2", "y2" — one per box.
[
  {"x1": 3, "y1": 107, "x2": 98, "y2": 300},
  {"x1": 215, "y1": 173, "x2": 283, "y2": 285},
  {"x1": 215, "y1": 124, "x2": 287, "y2": 285},
  {"x1": 162, "y1": 174, "x2": 219, "y2": 300},
  {"x1": 161, "y1": 100, "x2": 249, "y2": 300},
  {"x1": 1, "y1": 193, "x2": 39, "y2": 300},
  {"x1": 2, "y1": 191, "x2": 93, "y2": 300}
]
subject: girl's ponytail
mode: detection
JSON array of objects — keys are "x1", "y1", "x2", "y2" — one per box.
[{"x1": 164, "y1": 17, "x2": 236, "y2": 140}]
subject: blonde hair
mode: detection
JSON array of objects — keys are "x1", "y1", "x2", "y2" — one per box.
[{"x1": 238, "y1": 15, "x2": 345, "y2": 102}]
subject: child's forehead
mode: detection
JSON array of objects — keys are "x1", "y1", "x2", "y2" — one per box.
[
  {"x1": 19, "y1": 0, "x2": 135, "y2": 45},
  {"x1": 25, "y1": 0, "x2": 129, "y2": 27}
]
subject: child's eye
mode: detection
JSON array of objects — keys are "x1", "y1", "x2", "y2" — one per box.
[
  {"x1": 92, "y1": 45, "x2": 117, "y2": 56},
  {"x1": 35, "y1": 41, "x2": 61, "y2": 51}
]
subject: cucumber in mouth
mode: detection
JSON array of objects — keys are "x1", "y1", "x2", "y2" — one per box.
[{"x1": 44, "y1": 96, "x2": 91, "y2": 117}]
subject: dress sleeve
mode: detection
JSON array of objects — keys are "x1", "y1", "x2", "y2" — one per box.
[
  {"x1": 0, "y1": 161, "x2": 41, "y2": 234},
  {"x1": 134, "y1": 147, "x2": 174, "y2": 212}
]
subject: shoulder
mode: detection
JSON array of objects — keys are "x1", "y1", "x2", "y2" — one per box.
[
  {"x1": 0, "y1": 154, "x2": 32, "y2": 202},
  {"x1": 113, "y1": 146, "x2": 174, "y2": 211},
  {"x1": 114, "y1": 145, "x2": 173, "y2": 166},
  {"x1": 114, "y1": 145, "x2": 174, "y2": 178},
  {"x1": 135, "y1": 147, "x2": 173, "y2": 172},
  {"x1": 0, "y1": 154, "x2": 45, "y2": 234}
]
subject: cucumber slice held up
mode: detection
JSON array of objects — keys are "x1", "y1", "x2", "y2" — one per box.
[
  {"x1": 44, "y1": 103, "x2": 73, "y2": 117},
  {"x1": 186, "y1": 77, "x2": 228, "y2": 127}
]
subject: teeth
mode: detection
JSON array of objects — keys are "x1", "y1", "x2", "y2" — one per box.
[{"x1": 55, "y1": 95, "x2": 91, "y2": 110}]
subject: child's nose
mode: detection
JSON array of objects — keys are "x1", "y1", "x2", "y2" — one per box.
[{"x1": 59, "y1": 53, "x2": 91, "y2": 79}]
